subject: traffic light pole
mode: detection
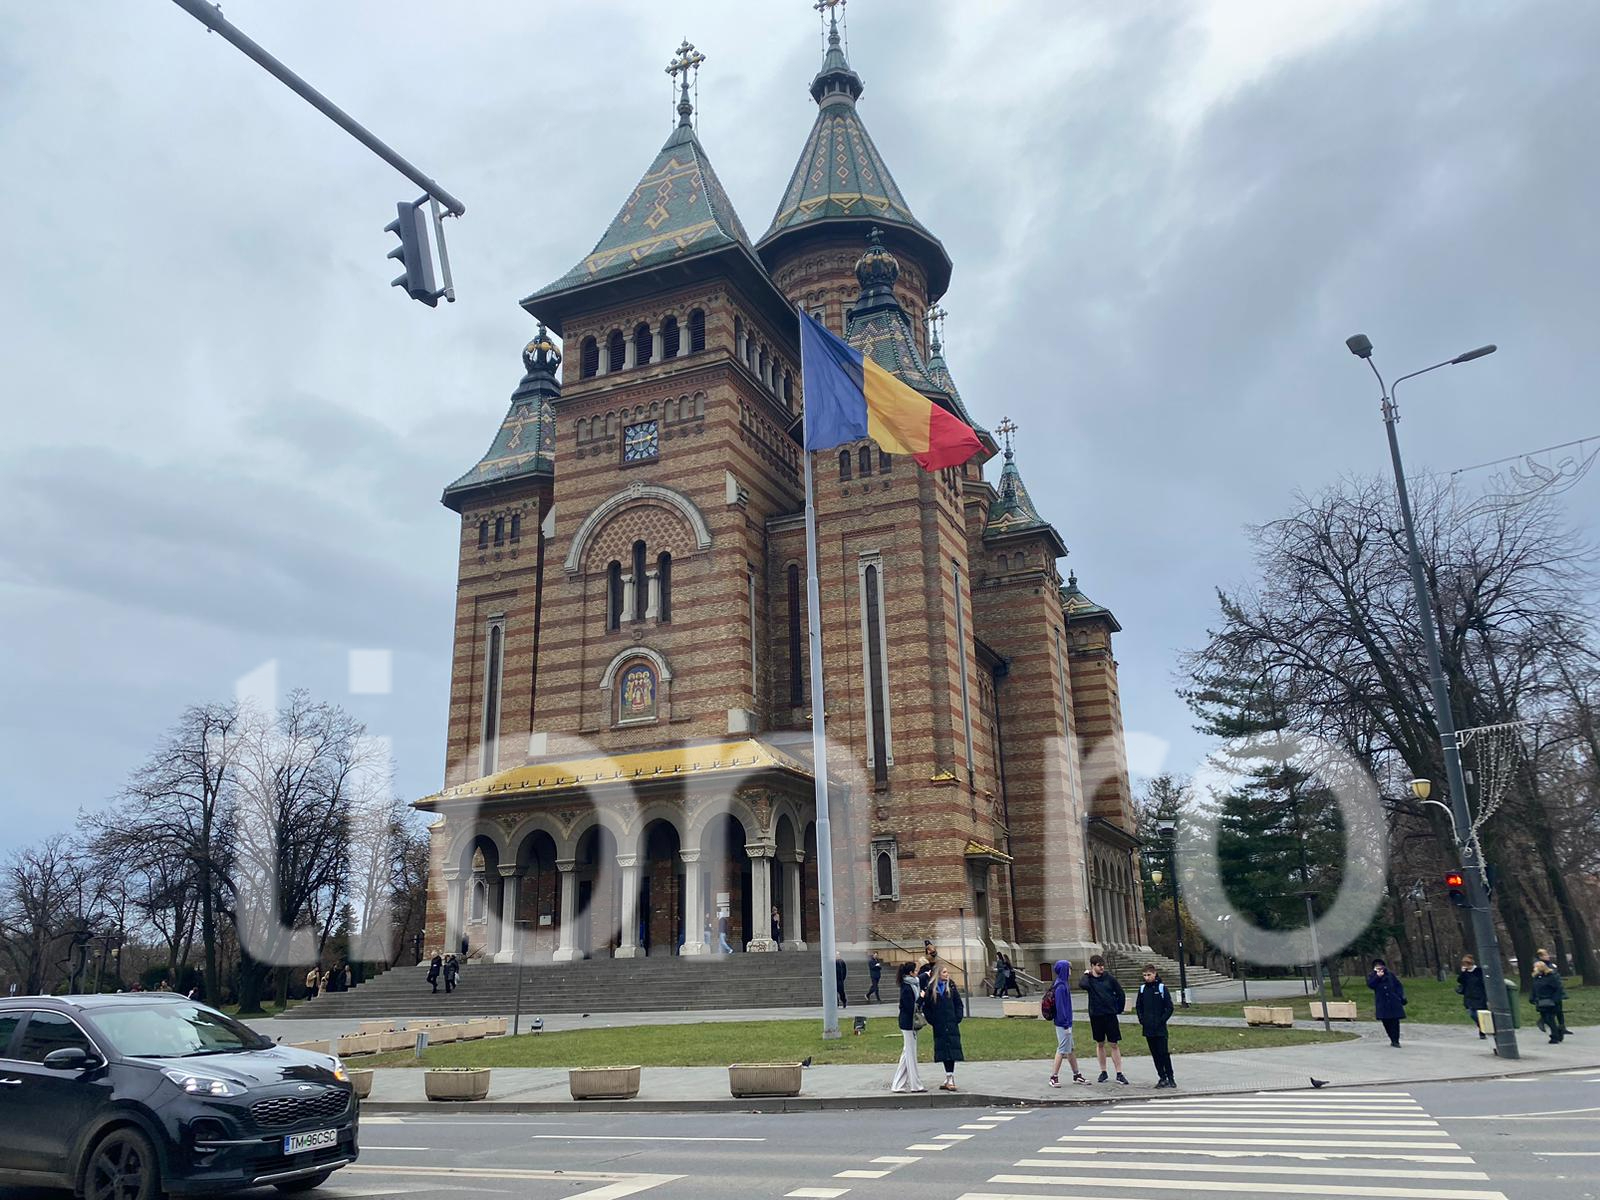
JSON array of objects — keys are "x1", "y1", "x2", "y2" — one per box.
[
  {"x1": 169, "y1": 0, "x2": 464, "y2": 217},
  {"x1": 1378, "y1": 377, "x2": 1518, "y2": 1059}
]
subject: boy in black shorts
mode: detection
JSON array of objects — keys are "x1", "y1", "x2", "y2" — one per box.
[{"x1": 1079, "y1": 954, "x2": 1128, "y2": 1084}]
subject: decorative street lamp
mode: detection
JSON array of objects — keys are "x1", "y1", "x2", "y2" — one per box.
[{"x1": 1149, "y1": 817, "x2": 1189, "y2": 1008}]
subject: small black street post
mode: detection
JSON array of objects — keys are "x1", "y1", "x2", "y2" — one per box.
[
  {"x1": 1301, "y1": 889, "x2": 1333, "y2": 1033},
  {"x1": 1150, "y1": 817, "x2": 1188, "y2": 1008},
  {"x1": 1346, "y1": 333, "x2": 1517, "y2": 1059}
]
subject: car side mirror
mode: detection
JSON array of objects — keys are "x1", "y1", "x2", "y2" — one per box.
[{"x1": 42, "y1": 1047, "x2": 100, "y2": 1071}]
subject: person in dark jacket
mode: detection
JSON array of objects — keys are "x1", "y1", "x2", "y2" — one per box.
[
  {"x1": 1535, "y1": 949, "x2": 1572, "y2": 1039},
  {"x1": 1531, "y1": 961, "x2": 1567, "y2": 1043},
  {"x1": 1079, "y1": 955, "x2": 1128, "y2": 1084},
  {"x1": 1000, "y1": 953, "x2": 1023, "y2": 997},
  {"x1": 443, "y1": 954, "x2": 459, "y2": 994},
  {"x1": 922, "y1": 964, "x2": 965, "y2": 1091},
  {"x1": 1136, "y1": 963, "x2": 1177, "y2": 1088},
  {"x1": 1047, "y1": 959, "x2": 1087, "y2": 1087},
  {"x1": 426, "y1": 954, "x2": 442, "y2": 994},
  {"x1": 865, "y1": 952, "x2": 883, "y2": 1003},
  {"x1": 1366, "y1": 958, "x2": 1406, "y2": 1046},
  {"x1": 1456, "y1": 955, "x2": 1488, "y2": 1039},
  {"x1": 890, "y1": 962, "x2": 925, "y2": 1093},
  {"x1": 835, "y1": 952, "x2": 848, "y2": 1008}
]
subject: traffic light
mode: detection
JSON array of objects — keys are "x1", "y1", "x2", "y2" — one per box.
[
  {"x1": 1445, "y1": 871, "x2": 1468, "y2": 908},
  {"x1": 384, "y1": 200, "x2": 439, "y2": 306}
]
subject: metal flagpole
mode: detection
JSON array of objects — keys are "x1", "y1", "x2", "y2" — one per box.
[{"x1": 798, "y1": 307, "x2": 841, "y2": 1039}]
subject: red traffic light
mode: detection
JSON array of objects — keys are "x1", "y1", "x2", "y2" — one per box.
[{"x1": 1444, "y1": 872, "x2": 1465, "y2": 889}]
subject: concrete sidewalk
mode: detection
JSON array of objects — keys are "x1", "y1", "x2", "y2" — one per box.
[{"x1": 351, "y1": 1018, "x2": 1600, "y2": 1115}]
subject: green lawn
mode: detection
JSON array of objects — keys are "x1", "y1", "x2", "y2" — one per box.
[
  {"x1": 360, "y1": 1017, "x2": 1353, "y2": 1070},
  {"x1": 224, "y1": 999, "x2": 302, "y2": 1019},
  {"x1": 1185, "y1": 975, "x2": 1596, "y2": 1027}
]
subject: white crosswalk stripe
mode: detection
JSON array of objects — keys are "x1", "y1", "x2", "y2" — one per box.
[{"x1": 954, "y1": 1091, "x2": 1510, "y2": 1200}]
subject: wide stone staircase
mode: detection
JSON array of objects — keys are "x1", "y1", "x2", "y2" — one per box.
[
  {"x1": 1102, "y1": 948, "x2": 1232, "y2": 992},
  {"x1": 278, "y1": 952, "x2": 829, "y2": 1021}
]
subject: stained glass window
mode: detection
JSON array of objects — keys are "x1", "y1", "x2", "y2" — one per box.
[{"x1": 623, "y1": 420, "x2": 659, "y2": 463}]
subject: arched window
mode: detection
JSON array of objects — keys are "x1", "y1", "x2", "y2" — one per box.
[
  {"x1": 471, "y1": 879, "x2": 487, "y2": 921},
  {"x1": 634, "y1": 322, "x2": 652, "y2": 366},
  {"x1": 632, "y1": 540, "x2": 647, "y2": 621},
  {"x1": 607, "y1": 330, "x2": 626, "y2": 373},
  {"x1": 607, "y1": 561, "x2": 623, "y2": 631},
  {"x1": 692, "y1": 392, "x2": 705, "y2": 418},
  {"x1": 787, "y1": 563, "x2": 804, "y2": 705},
  {"x1": 687, "y1": 308, "x2": 706, "y2": 352},
  {"x1": 862, "y1": 562, "x2": 890, "y2": 788},
  {"x1": 783, "y1": 370, "x2": 793, "y2": 408},
  {"x1": 477, "y1": 520, "x2": 488, "y2": 550},
  {"x1": 879, "y1": 449, "x2": 891, "y2": 473},
  {"x1": 838, "y1": 450, "x2": 852, "y2": 481},
  {"x1": 510, "y1": 514, "x2": 521, "y2": 543},
  {"x1": 481, "y1": 620, "x2": 504, "y2": 776},
  {"x1": 876, "y1": 851, "x2": 893, "y2": 900},
  {"x1": 858, "y1": 446, "x2": 873, "y2": 477},
  {"x1": 733, "y1": 317, "x2": 745, "y2": 362},
  {"x1": 580, "y1": 336, "x2": 599, "y2": 379},
  {"x1": 493, "y1": 516, "x2": 505, "y2": 546},
  {"x1": 662, "y1": 316, "x2": 680, "y2": 358},
  {"x1": 656, "y1": 551, "x2": 672, "y2": 622}
]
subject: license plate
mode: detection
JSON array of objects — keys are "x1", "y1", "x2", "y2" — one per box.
[{"x1": 284, "y1": 1129, "x2": 339, "y2": 1155}]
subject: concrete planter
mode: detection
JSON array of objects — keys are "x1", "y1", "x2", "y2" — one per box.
[
  {"x1": 485, "y1": 1017, "x2": 509, "y2": 1036},
  {"x1": 1001, "y1": 1000, "x2": 1038, "y2": 1019},
  {"x1": 568, "y1": 1066, "x2": 641, "y2": 1101},
  {"x1": 429, "y1": 1028, "x2": 458, "y2": 1045},
  {"x1": 1244, "y1": 1005, "x2": 1295, "y2": 1027},
  {"x1": 289, "y1": 1040, "x2": 332, "y2": 1054},
  {"x1": 346, "y1": 1069, "x2": 374, "y2": 1100},
  {"x1": 379, "y1": 1030, "x2": 417, "y2": 1053},
  {"x1": 424, "y1": 1068, "x2": 491, "y2": 1102},
  {"x1": 728, "y1": 1062, "x2": 803, "y2": 1098},
  {"x1": 335, "y1": 1034, "x2": 381, "y2": 1057},
  {"x1": 409, "y1": 1020, "x2": 446, "y2": 1029},
  {"x1": 358, "y1": 1021, "x2": 396, "y2": 1036},
  {"x1": 1310, "y1": 1000, "x2": 1358, "y2": 1021}
]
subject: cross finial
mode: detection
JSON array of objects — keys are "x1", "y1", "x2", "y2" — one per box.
[
  {"x1": 927, "y1": 303, "x2": 948, "y2": 352},
  {"x1": 996, "y1": 416, "x2": 1018, "y2": 458},
  {"x1": 815, "y1": 0, "x2": 845, "y2": 43},
  {"x1": 666, "y1": 39, "x2": 706, "y2": 127}
]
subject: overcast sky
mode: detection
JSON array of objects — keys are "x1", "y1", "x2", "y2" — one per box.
[{"x1": 2, "y1": 1, "x2": 1596, "y2": 854}]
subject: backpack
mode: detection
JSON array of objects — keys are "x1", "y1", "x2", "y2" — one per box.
[{"x1": 1041, "y1": 988, "x2": 1056, "y2": 1021}]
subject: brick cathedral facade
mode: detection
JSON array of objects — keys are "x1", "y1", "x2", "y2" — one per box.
[{"x1": 417, "y1": 23, "x2": 1148, "y2": 982}]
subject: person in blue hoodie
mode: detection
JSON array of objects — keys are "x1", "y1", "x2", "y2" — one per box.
[
  {"x1": 1136, "y1": 963, "x2": 1176, "y2": 1088},
  {"x1": 1047, "y1": 960, "x2": 1087, "y2": 1087}
]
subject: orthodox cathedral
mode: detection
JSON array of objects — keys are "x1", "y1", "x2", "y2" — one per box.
[{"x1": 417, "y1": 12, "x2": 1147, "y2": 983}]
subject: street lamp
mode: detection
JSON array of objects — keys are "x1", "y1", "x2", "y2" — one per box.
[
  {"x1": 1346, "y1": 333, "x2": 1517, "y2": 1059},
  {"x1": 1150, "y1": 818, "x2": 1189, "y2": 1008}
]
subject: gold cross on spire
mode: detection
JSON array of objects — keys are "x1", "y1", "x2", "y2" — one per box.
[
  {"x1": 666, "y1": 39, "x2": 706, "y2": 126},
  {"x1": 927, "y1": 303, "x2": 948, "y2": 343},
  {"x1": 996, "y1": 416, "x2": 1018, "y2": 456}
]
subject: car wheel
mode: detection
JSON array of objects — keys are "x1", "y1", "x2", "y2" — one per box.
[
  {"x1": 83, "y1": 1127, "x2": 161, "y2": 1200},
  {"x1": 274, "y1": 1170, "x2": 334, "y2": 1193}
]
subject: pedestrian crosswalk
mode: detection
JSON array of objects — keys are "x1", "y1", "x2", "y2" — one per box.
[{"x1": 955, "y1": 1090, "x2": 1510, "y2": 1200}]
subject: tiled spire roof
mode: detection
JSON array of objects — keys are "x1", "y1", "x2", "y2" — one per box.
[
  {"x1": 923, "y1": 306, "x2": 987, "y2": 439},
  {"x1": 843, "y1": 229, "x2": 946, "y2": 397},
  {"x1": 983, "y1": 419, "x2": 1064, "y2": 558},
  {"x1": 442, "y1": 329, "x2": 558, "y2": 510},
  {"x1": 1061, "y1": 570, "x2": 1123, "y2": 632},
  {"x1": 757, "y1": 11, "x2": 952, "y2": 299}
]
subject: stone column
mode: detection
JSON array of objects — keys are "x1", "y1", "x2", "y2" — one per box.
[
  {"x1": 442, "y1": 868, "x2": 463, "y2": 956},
  {"x1": 615, "y1": 854, "x2": 642, "y2": 959},
  {"x1": 645, "y1": 570, "x2": 660, "y2": 621},
  {"x1": 745, "y1": 842, "x2": 775, "y2": 952},
  {"x1": 496, "y1": 865, "x2": 520, "y2": 963},
  {"x1": 624, "y1": 337, "x2": 637, "y2": 369},
  {"x1": 621, "y1": 574, "x2": 636, "y2": 622},
  {"x1": 679, "y1": 848, "x2": 706, "y2": 956},
  {"x1": 552, "y1": 859, "x2": 580, "y2": 962},
  {"x1": 653, "y1": 328, "x2": 665, "y2": 362},
  {"x1": 782, "y1": 855, "x2": 806, "y2": 950}
]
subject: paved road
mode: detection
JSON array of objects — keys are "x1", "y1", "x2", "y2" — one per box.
[{"x1": 3, "y1": 1067, "x2": 1595, "y2": 1199}]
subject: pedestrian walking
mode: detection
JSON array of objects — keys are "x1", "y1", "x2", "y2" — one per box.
[
  {"x1": 1046, "y1": 959, "x2": 1087, "y2": 1087},
  {"x1": 1366, "y1": 958, "x2": 1406, "y2": 1047},
  {"x1": 305, "y1": 965, "x2": 320, "y2": 1000},
  {"x1": 771, "y1": 905, "x2": 782, "y2": 948},
  {"x1": 865, "y1": 951, "x2": 883, "y2": 1003},
  {"x1": 1456, "y1": 955, "x2": 1488, "y2": 1039},
  {"x1": 427, "y1": 954, "x2": 442, "y2": 994},
  {"x1": 1136, "y1": 963, "x2": 1176, "y2": 1088},
  {"x1": 891, "y1": 962, "x2": 926, "y2": 1093},
  {"x1": 1534, "y1": 949, "x2": 1572, "y2": 1039},
  {"x1": 1531, "y1": 961, "x2": 1567, "y2": 1043},
  {"x1": 1000, "y1": 953, "x2": 1022, "y2": 997},
  {"x1": 443, "y1": 954, "x2": 459, "y2": 994},
  {"x1": 835, "y1": 952, "x2": 849, "y2": 1008},
  {"x1": 718, "y1": 915, "x2": 734, "y2": 955},
  {"x1": 1079, "y1": 954, "x2": 1128, "y2": 1084},
  {"x1": 923, "y1": 964, "x2": 965, "y2": 1091}
]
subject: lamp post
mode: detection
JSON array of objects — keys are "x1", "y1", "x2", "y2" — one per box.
[
  {"x1": 1149, "y1": 816, "x2": 1188, "y2": 1008},
  {"x1": 1346, "y1": 334, "x2": 1516, "y2": 1059}
]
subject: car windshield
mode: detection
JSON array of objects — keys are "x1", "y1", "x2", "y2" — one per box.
[{"x1": 90, "y1": 1003, "x2": 267, "y2": 1058}]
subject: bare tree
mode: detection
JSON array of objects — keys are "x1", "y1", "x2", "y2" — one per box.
[{"x1": 0, "y1": 835, "x2": 106, "y2": 994}]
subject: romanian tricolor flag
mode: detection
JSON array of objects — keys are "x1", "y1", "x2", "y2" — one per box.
[{"x1": 799, "y1": 310, "x2": 982, "y2": 471}]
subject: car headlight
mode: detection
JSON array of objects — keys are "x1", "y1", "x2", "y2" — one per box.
[
  {"x1": 162, "y1": 1067, "x2": 246, "y2": 1097},
  {"x1": 330, "y1": 1057, "x2": 348, "y2": 1083}
]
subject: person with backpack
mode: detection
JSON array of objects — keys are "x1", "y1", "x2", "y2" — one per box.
[
  {"x1": 1079, "y1": 954, "x2": 1128, "y2": 1084},
  {"x1": 890, "y1": 962, "x2": 926, "y2": 1093},
  {"x1": 1136, "y1": 963, "x2": 1176, "y2": 1088},
  {"x1": 1045, "y1": 959, "x2": 1087, "y2": 1087}
]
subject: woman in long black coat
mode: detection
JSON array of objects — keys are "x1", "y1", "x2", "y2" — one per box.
[
  {"x1": 923, "y1": 964, "x2": 966, "y2": 1092},
  {"x1": 1456, "y1": 955, "x2": 1488, "y2": 1039},
  {"x1": 1366, "y1": 958, "x2": 1407, "y2": 1047}
]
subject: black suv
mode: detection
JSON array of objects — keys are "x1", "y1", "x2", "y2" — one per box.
[{"x1": 0, "y1": 994, "x2": 358, "y2": 1198}]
